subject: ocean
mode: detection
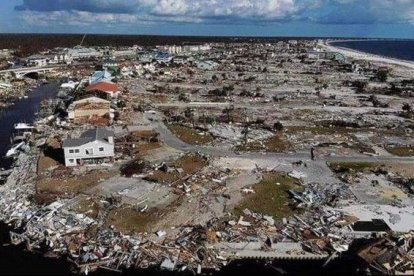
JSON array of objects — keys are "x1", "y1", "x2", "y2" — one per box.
[{"x1": 330, "y1": 39, "x2": 414, "y2": 61}]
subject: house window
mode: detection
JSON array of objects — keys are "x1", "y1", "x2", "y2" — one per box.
[
  {"x1": 69, "y1": 149, "x2": 74, "y2": 153},
  {"x1": 85, "y1": 148, "x2": 94, "y2": 155},
  {"x1": 99, "y1": 147, "x2": 104, "y2": 152},
  {"x1": 69, "y1": 159, "x2": 74, "y2": 163},
  {"x1": 75, "y1": 149, "x2": 80, "y2": 153}
]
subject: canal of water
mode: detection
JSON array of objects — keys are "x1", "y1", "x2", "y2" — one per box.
[{"x1": 0, "y1": 82, "x2": 59, "y2": 169}]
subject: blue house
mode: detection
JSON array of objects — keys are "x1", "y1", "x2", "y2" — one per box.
[
  {"x1": 89, "y1": 70, "x2": 112, "y2": 84},
  {"x1": 155, "y1": 51, "x2": 172, "y2": 62}
]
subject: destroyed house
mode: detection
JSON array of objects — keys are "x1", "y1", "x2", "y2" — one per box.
[
  {"x1": 67, "y1": 96, "x2": 112, "y2": 124},
  {"x1": 62, "y1": 128, "x2": 114, "y2": 167}
]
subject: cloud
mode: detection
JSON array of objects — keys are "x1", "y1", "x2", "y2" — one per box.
[
  {"x1": 15, "y1": 0, "x2": 301, "y2": 22},
  {"x1": 15, "y1": 0, "x2": 139, "y2": 14},
  {"x1": 311, "y1": 0, "x2": 414, "y2": 24},
  {"x1": 13, "y1": 0, "x2": 414, "y2": 26}
]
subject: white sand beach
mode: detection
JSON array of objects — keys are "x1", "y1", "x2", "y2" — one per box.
[{"x1": 322, "y1": 40, "x2": 414, "y2": 70}]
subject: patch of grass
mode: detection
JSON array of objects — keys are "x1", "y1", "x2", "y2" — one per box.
[
  {"x1": 37, "y1": 170, "x2": 116, "y2": 195},
  {"x1": 385, "y1": 146, "x2": 414, "y2": 157},
  {"x1": 69, "y1": 197, "x2": 102, "y2": 219},
  {"x1": 235, "y1": 134, "x2": 292, "y2": 152},
  {"x1": 146, "y1": 154, "x2": 206, "y2": 184},
  {"x1": 46, "y1": 137, "x2": 61, "y2": 149},
  {"x1": 328, "y1": 162, "x2": 381, "y2": 174},
  {"x1": 105, "y1": 206, "x2": 158, "y2": 234},
  {"x1": 233, "y1": 172, "x2": 303, "y2": 219},
  {"x1": 130, "y1": 130, "x2": 159, "y2": 142},
  {"x1": 134, "y1": 142, "x2": 162, "y2": 156},
  {"x1": 37, "y1": 154, "x2": 59, "y2": 175},
  {"x1": 168, "y1": 124, "x2": 214, "y2": 145},
  {"x1": 385, "y1": 162, "x2": 414, "y2": 178}
]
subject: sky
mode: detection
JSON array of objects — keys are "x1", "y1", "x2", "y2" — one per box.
[{"x1": 1, "y1": 0, "x2": 414, "y2": 38}]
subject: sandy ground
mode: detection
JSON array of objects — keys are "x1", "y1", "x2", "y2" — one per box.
[{"x1": 323, "y1": 41, "x2": 414, "y2": 69}]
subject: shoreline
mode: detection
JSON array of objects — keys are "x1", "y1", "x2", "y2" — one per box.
[{"x1": 323, "y1": 40, "x2": 414, "y2": 69}]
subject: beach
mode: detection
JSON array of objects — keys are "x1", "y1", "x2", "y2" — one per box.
[{"x1": 323, "y1": 40, "x2": 414, "y2": 69}]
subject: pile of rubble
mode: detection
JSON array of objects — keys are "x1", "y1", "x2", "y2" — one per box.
[
  {"x1": 289, "y1": 183, "x2": 356, "y2": 208},
  {"x1": 207, "y1": 124, "x2": 274, "y2": 144},
  {"x1": 357, "y1": 234, "x2": 414, "y2": 274}
]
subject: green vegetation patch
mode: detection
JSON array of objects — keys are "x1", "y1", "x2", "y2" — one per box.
[
  {"x1": 328, "y1": 161, "x2": 382, "y2": 174},
  {"x1": 37, "y1": 170, "x2": 116, "y2": 195},
  {"x1": 168, "y1": 124, "x2": 214, "y2": 145},
  {"x1": 385, "y1": 145, "x2": 414, "y2": 157},
  {"x1": 69, "y1": 197, "x2": 102, "y2": 219},
  {"x1": 234, "y1": 172, "x2": 303, "y2": 219},
  {"x1": 105, "y1": 206, "x2": 158, "y2": 234},
  {"x1": 145, "y1": 154, "x2": 207, "y2": 184},
  {"x1": 235, "y1": 135, "x2": 292, "y2": 153}
]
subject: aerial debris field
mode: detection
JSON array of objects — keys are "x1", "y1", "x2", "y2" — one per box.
[{"x1": 0, "y1": 39, "x2": 413, "y2": 274}]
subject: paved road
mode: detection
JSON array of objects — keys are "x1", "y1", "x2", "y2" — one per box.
[
  {"x1": 0, "y1": 65, "x2": 64, "y2": 74},
  {"x1": 144, "y1": 112, "x2": 414, "y2": 164}
]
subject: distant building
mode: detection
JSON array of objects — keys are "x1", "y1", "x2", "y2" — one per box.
[
  {"x1": 103, "y1": 47, "x2": 137, "y2": 59},
  {"x1": 103, "y1": 59, "x2": 118, "y2": 69},
  {"x1": 307, "y1": 51, "x2": 346, "y2": 62},
  {"x1": 62, "y1": 128, "x2": 114, "y2": 167},
  {"x1": 157, "y1": 45, "x2": 183, "y2": 55},
  {"x1": 67, "y1": 46, "x2": 103, "y2": 60},
  {"x1": 27, "y1": 55, "x2": 48, "y2": 67},
  {"x1": 307, "y1": 52, "x2": 321, "y2": 60},
  {"x1": 138, "y1": 51, "x2": 155, "y2": 63},
  {"x1": 0, "y1": 49, "x2": 13, "y2": 59},
  {"x1": 113, "y1": 49, "x2": 137, "y2": 58},
  {"x1": 183, "y1": 44, "x2": 211, "y2": 53},
  {"x1": 45, "y1": 54, "x2": 69, "y2": 64},
  {"x1": 172, "y1": 56, "x2": 187, "y2": 64},
  {"x1": 155, "y1": 52, "x2": 172, "y2": 62},
  {"x1": 196, "y1": 60, "x2": 219, "y2": 70},
  {"x1": 27, "y1": 53, "x2": 71, "y2": 66}
]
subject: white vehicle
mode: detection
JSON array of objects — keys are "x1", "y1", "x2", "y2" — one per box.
[
  {"x1": 14, "y1": 123, "x2": 34, "y2": 130},
  {"x1": 6, "y1": 142, "x2": 25, "y2": 158}
]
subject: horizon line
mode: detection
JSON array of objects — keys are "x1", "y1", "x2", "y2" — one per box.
[{"x1": 0, "y1": 32, "x2": 413, "y2": 41}]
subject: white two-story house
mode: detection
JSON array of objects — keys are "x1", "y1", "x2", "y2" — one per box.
[{"x1": 62, "y1": 128, "x2": 114, "y2": 167}]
